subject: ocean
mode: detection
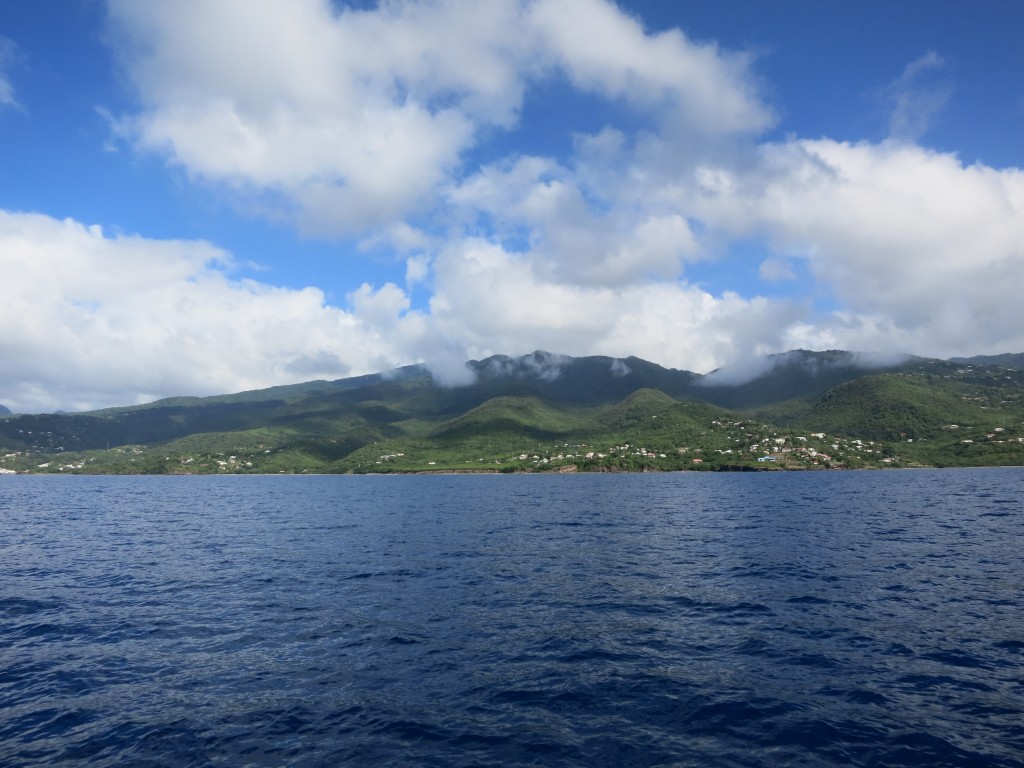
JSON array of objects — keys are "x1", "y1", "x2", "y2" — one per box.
[{"x1": 2, "y1": 470, "x2": 1022, "y2": 766}]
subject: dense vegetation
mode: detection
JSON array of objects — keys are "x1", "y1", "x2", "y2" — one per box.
[{"x1": 2, "y1": 350, "x2": 1022, "y2": 474}]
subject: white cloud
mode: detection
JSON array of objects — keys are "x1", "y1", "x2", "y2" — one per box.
[
  {"x1": 0, "y1": 206, "x2": 828, "y2": 412},
  {"x1": 106, "y1": 0, "x2": 770, "y2": 235},
  {"x1": 6, "y1": 136, "x2": 1023, "y2": 412},
  {"x1": 8, "y1": 2, "x2": 1023, "y2": 415},
  {"x1": 0, "y1": 79, "x2": 14, "y2": 110},
  {"x1": 426, "y1": 237, "x2": 806, "y2": 372},
  {"x1": 106, "y1": 0, "x2": 515, "y2": 235},
  {"x1": 0, "y1": 212, "x2": 416, "y2": 412},
  {"x1": 0, "y1": 36, "x2": 21, "y2": 111},
  {"x1": 404, "y1": 254, "x2": 431, "y2": 286},
  {"x1": 690, "y1": 139, "x2": 1024, "y2": 357},
  {"x1": 448, "y1": 151, "x2": 701, "y2": 287},
  {"x1": 527, "y1": 0, "x2": 772, "y2": 137},
  {"x1": 883, "y1": 51, "x2": 951, "y2": 142},
  {"x1": 699, "y1": 348, "x2": 914, "y2": 388},
  {"x1": 759, "y1": 257, "x2": 796, "y2": 282}
]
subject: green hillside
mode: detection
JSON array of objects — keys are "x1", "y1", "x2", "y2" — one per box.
[
  {"x1": 1, "y1": 350, "x2": 1022, "y2": 474},
  {"x1": 949, "y1": 353, "x2": 1024, "y2": 370},
  {"x1": 804, "y1": 375, "x2": 981, "y2": 441},
  {"x1": 431, "y1": 396, "x2": 589, "y2": 443},
  {"x1": 797, "y1": 368, "x2": 1024, "y2": 467}
]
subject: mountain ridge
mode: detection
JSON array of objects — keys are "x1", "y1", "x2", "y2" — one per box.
[
  {"x1": 1, "y1": 349, "x2": 1022, "y2": 473},
  {"x1": 949, "y1": 353, "x2": 1024, "y2": 370}
]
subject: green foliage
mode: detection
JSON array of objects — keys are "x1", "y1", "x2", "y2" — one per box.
[
  {"x1": 2, "y1": 352, "x2": 1022, "y2": 474},
  {"x1": 430, "y1": 396, "x2": 589, "y2": 443},
  {"x1": 806, "y1": 376, "x2": 966, "y2": 440},
  {"x1": 803, "y1": 372, "x2": 1023, "y2": 439}
]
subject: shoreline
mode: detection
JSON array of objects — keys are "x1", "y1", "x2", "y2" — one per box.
[{"x1": 4, "y1": 463, "x2": 1020, "y2": 477}]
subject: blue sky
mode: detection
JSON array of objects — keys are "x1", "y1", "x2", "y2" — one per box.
[{"x1": 1, "y1": 0, "x2": 1023, "y2": 412}]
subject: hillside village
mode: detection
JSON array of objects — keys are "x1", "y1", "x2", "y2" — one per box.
[
  {"x1": 369, "y1": 417, "x2": 1023, "y2": 474},
  {"x1": 8, "y1": 415, "x2": 1014, "y2": 476}
]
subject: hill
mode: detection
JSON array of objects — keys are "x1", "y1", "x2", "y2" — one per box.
[
  {"x1": 805, "y1": 375, "x2": 987, "y2": 440},
  {"x1": 949, "y1": 353, "x2": 1024, "y2": 371},
  {"x1": 694, "y1": 349, "x2": 915, "y2": 409},
  {"x1": 0, "y1": 350, "x2": 1022, "y2": 473}
]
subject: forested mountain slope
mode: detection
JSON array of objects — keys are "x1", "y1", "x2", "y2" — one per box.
[{"x1": 1, "y1": 350, "x2": 1021, "y2": 473}]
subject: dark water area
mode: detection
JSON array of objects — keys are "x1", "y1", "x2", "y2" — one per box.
[{"x1": 1, "y1": 469, "x2": 1023, "y2": 767}]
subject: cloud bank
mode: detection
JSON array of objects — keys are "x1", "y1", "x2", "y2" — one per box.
[{"x1": 2, "y1": 0, "x2": 1023, "y2": 412}]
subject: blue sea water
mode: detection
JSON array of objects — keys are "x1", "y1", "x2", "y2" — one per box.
[{"x1": 1, "y1": 469, "x2": 1022, "y2": 767}]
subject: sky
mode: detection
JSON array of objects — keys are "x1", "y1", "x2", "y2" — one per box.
[{"x1": 1, "y1": 0, "x2": 1023, "y2": 413}]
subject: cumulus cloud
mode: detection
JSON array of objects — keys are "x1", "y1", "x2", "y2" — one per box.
[
  {"x1": 7, "y1": 3, "x2": 1024, "y2": 412},
  {"x1": 0, "y1": 207, "x2": 822, "y2": 412},
  {"x1": 106, "y1": 0, "x2": 503, "y2": 234},
  {"x1": 526, "y1": 0, "x2": 772, "y2": 136},
  {"x1": 448, "y1": 153, "x2": 700, "y2": 287},
  {"x1": 689, "y1": 139, "x2": 1024, "y2": 358},
  {"x1": 0, "y1": 212, "x2": 428, "y2": 412},
  {"x1": 425, "y1": 237, "x2": 808, "y2": 372},
  {"x1": 404, "y1": 254, "x2": 431, "y2": 287},
  {"x1": 106, "y1": 0, "x2": 770, "y2": 236}
]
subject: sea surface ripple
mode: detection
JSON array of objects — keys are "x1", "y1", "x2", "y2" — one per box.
[{"x1": 1, "y1": 469, "x2": 1023, "y2": 766}]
